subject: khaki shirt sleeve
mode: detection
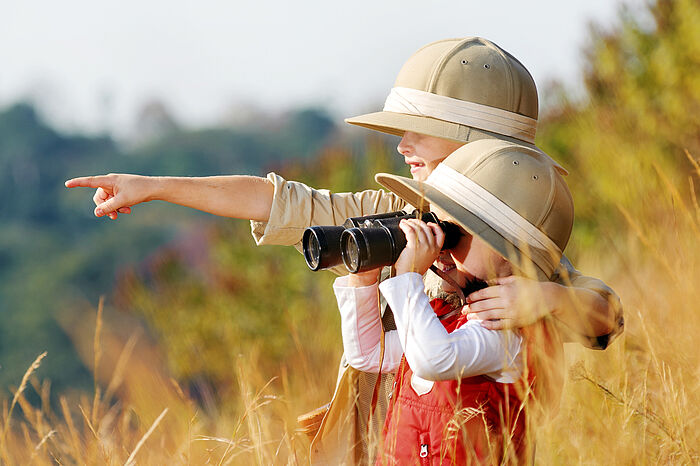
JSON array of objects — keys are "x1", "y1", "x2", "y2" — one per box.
[
  {"x1": 552, "y1": 255, "x2": 624, "y2": 350},
  {"x1": 250, "y1": 172, "x2": 407, "y2": 247}
]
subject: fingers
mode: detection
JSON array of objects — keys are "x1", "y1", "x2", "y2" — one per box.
[
  {"x1": 95, "y1": 195, "x2": 126, "y2": 218},
  {"x1": 467, "y1": 285, "x2": 503, "y2": 303},
  {"x1": 398, "y1": 220, "x2": 418, "y2": 246},
  {"x1": 66, "y1": 174, "x2": 134, "y2": 220},
  {"x1": 466, "y1": 308, "x2": 507, "y2": 322},
  {"x1": 93, "y1": 187, "x2": 109, "y2": 206},
  {"x1": 466, "y1": 297, "x2": 505, "y2": 313},
  {"x1": 428, "y1": 222, "x2": 445, "y2": 249},
  {"x1": 399, "y1": 219, "x2": 440, "y2": 249},
  {"x1": 462, "y1": 303, "x2": 514, "y2": 329},
  {"x1": 395, "y1": 219, "x2": 442, "y2": 275},
  {"x1": 65, "y1": 175, "x2": 113, "y2": 189},
  {"x1": 462, "y1": 290, "x2": 509, "y2": 321},
  {"x1": 400, "y1": 219, "x2": 429, "y2": 244},
  {"x1": 463, "y1": 296, "x2": 508, "y2": 321}
]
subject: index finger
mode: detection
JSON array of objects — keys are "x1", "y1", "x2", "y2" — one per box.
[
  {"x1": 399, "y1": 219, "x2": 429, "y2": 245},
  {"x1": 427, "y1": 222, "x2": 445, "y2": 248},
  {"x1": 65, "y1": 175, "x2": 113, "y2": 189}
]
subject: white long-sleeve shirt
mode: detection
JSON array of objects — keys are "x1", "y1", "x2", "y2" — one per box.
[{"x1": 333, "y1": 273, "x2": 524, "y2": 383}]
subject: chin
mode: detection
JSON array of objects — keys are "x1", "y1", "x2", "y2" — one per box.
[{"x1": 412, "y1": 170, "x2": 429, "y2": 181}]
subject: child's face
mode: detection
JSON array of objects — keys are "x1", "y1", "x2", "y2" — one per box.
[
  {"x1": 447, "y1": 229, "x2": 512, "y2": 282},
  {"x1": 434, "y1": 251, "x2": 467, "y2": 293},
  {"x1": 397, "y1": 132, "x2": 464, "y2": 181}
]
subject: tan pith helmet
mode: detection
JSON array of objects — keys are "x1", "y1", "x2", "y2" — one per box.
[
  {"x1": 375, "y1": 139, "x2": 573, "y2": 280},
  {"x1": 347, "y1": 37, "x2": 538, "y2": 146}
]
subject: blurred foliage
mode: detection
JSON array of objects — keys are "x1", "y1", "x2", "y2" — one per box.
[
  {"x1": 0, "y1": 103, "x2": 337, "y2": 394},
  {"x1": 538, "y1": 0, "x2": 700, "y2": 251}
]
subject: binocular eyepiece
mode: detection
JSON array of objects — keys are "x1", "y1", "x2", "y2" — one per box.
[{"x1": 302, "y1": 210, "x2": 462, "y2": 273}]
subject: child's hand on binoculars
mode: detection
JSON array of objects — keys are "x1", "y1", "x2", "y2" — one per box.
[{"x1": 394, "y1": 219, "x2": 445, "y2": 276}]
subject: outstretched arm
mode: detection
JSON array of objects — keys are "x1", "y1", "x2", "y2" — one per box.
[{"x1": 65, "y1": 174, "x2": 274, "y2": 221}]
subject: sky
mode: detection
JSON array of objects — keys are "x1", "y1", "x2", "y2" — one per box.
[{"x1": 0, "y1": 0, "x2": 643, "y2": 137}]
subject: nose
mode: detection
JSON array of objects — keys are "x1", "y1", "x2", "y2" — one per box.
[{"x1": 397, "y1": 133, "x2": 412, "y2": 156}]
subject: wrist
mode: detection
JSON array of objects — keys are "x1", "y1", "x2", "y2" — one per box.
[
  {"x1": 394, "y1": 259, "x2": 431, "y2": 277},
  {"x1": 347, "y1": 276, "x2": 378, "y2": 287},
  {"x1": 543, "y1": 281, "x2": 566, "y2": 317},
  {"x1": 150, "y1": 176, "x2": 173, "y2": 202},
  {"x1": 347, "y1": 270, "x2": 380, "y2": 287}
]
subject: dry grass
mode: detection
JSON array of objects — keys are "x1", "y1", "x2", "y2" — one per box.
[
  {"x1": 1, "y1": 161, "x2": 699, "y2": 465},
  {"x1": 0, "y1": 300, "x2": 317, "y2": 465}
]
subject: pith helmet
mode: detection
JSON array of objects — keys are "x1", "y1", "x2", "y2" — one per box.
[
  {"x1": 375, "y1": 139, "x2": 573, "y2": 279},
  {"x1": 347, "y1": 37, "x2": 538, "y2": 145}
]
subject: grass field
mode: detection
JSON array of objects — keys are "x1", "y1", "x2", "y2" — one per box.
[{"x1": 1, "y1": 153, "x2": 699, "y2": 465}]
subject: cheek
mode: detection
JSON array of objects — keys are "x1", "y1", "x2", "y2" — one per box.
[
  {"x1": 450, "y1": 243, "x2": 492, "y2": 280},
  {"x1": 475, "y1": 249, "x2": 511, "y2": 279},
  {"x1": 492, "y1": 256, "x2": 512, "y2": 276},
  {"x1": 448, "y1": 237, "x2": 471, "y2": 272}
]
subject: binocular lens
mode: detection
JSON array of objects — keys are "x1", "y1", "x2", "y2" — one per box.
[
  {"x1": 341, "y1": 232, "x2": 361, "y2": 273},
  {"x1": 341, "y1": 226, "x2": 396, "y2": 273},
  {"x1": 306, "y1": 234, "x2": 321, "y2": 269},
  {"x1": 302, "y1": 226, "x2": 345, "y2": 271}
]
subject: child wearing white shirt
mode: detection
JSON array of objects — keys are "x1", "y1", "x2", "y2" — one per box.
[{"x1": 332, "y1": 139, "x2": 572, "y2": 464}]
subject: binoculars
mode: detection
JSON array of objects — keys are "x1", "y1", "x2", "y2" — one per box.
[{"x1": 302, "y1": 210, "x2": 462, "y2": 273}]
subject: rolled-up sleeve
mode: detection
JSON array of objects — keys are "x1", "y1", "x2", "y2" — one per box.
[{"x1": 250, "y1": 172, "x2": 407, "y2": 247}]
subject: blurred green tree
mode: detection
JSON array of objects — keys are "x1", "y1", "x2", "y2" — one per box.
[
  {"x1": 538, "y1": 0, "x2": 700, "y2": 250},
  {"x1": 0, "y1": 101, "x2": 339, "y2": 395}
]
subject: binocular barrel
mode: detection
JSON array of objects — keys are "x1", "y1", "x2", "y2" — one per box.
[
  {"x1": 302, "y1": 211, "x2": 408, "y2": 271},
  {"x1": 302, "y1": 210, "x2": 462, "y2": 273}
]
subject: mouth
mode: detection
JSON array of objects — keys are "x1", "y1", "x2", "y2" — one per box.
[
  {"x1": 405, "y1": 160, "x2": 425, "y2": 174},
  {"x1": 435, "y1": 257, "x2": 456, "y2": 273}
]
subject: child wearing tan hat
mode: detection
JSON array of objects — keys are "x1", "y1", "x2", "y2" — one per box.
[
  {"x1": 334, "y1": 138, "x2": 571, "y2": 463},
  {"x1": 65, "y1": 37, "x2": 622, "y2": 462},
  {"x1": 65, "y1": 37, "x2": 621, "y2": 345}
]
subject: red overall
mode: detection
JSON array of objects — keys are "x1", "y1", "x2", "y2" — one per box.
[{"x1": 378, "y1": 298, "x2": 562, "y2": 465}]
